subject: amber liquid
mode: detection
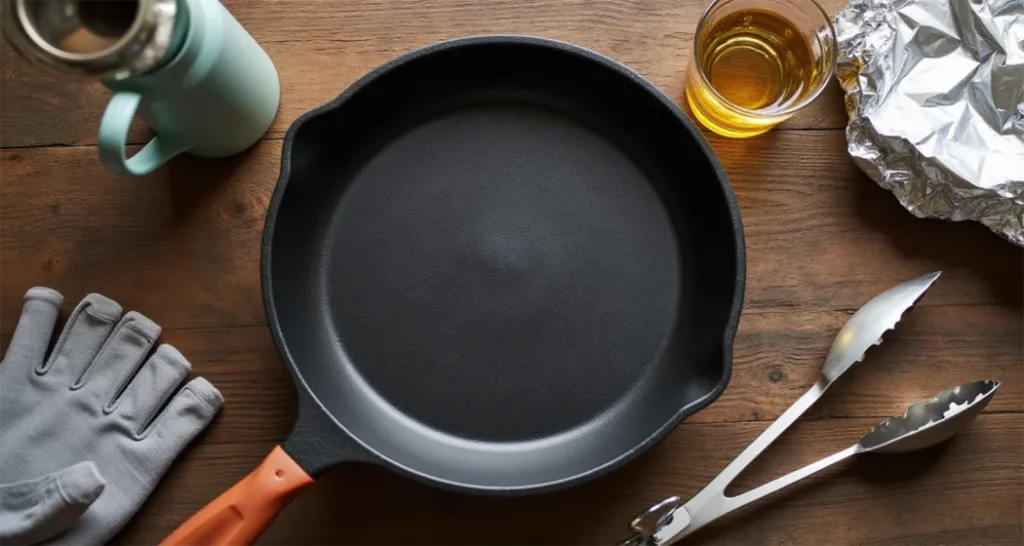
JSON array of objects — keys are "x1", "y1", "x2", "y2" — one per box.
[{"x1": 687, "y1": 8, "x2": 820, "y2": 137}]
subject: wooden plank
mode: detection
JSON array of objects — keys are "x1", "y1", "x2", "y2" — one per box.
[
  {"x1": 0, "y1": 143, "x2": 275, "y2": 331},
  {"x1": 716, "y1": 303, "x2": 1023, "y2": 423},
  {"x1": 0, "y1": 44, "x2": 153, "y2": 148},
  {"x1": 708, "y1": 130, "x2": 1024, "y2": 310},
  {"x1": 0, "y1": 0, "x2": 851, "y2": 148},
  {"x1": 2, "y1": 300, "x2": 1018, "y2": 435},
  {"x1": 6, "y1": 312, "x2": 1017, "y2": 544},
  {"x1": 111, "y1": 413, "x2": 1023, "y2": 545},
  {"x1": 2, "y1": 131, "x2": 1019, "y2": 333}
]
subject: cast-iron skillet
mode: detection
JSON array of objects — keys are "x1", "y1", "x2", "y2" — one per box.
[{"x1": 162, "y1": 35, "x2": 745, "y2": 545}]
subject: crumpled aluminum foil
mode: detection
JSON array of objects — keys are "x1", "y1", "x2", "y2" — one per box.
[{"x1": 834, "y1": 0, "x2": 1024, "y2": 246}]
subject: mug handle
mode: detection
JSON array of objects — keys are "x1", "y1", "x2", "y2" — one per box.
[{"x1": 98, "y1": 90, "x2": 192, "y2": 176}]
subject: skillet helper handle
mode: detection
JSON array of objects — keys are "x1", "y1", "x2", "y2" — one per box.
[{"x1": 160, "y1": 446, "x2": 313, "y2": 546}]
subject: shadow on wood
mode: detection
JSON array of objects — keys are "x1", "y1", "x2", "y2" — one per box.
[
  {"x1": 167, "y1": 144, "x2": 264, "y2": 224},
  {"x1": 851, "y1": 441, "x2": 951, "y2": 484},
  {"x1": 851, "y1": 170, "x2": 1024, "y2": 305}
]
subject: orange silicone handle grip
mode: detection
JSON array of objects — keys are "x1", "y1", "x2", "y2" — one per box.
[{"x1": 159, "y1": 445, "x2": 313, "y2": 546}]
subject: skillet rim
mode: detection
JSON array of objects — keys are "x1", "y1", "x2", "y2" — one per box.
[{"x1": 260, "y1": 34, "x2": 747, "y2": 493}]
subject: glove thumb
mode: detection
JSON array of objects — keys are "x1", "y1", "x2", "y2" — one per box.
[{"x1": 0, "y1": 461, "x2": 106, "y2": 544}]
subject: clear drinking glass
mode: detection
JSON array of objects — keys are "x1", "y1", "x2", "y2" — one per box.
[{"x1": 685, "y1": 0, "x2": 837, "y2": 138}]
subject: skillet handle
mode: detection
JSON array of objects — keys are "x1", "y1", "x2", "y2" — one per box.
[{"x1": 160, "y1": 446, "x2": 313, "y2": 546}]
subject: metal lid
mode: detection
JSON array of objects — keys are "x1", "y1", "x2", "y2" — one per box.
[{"x1": 0, "y1": 0, "x2": 178, "y2": 80}]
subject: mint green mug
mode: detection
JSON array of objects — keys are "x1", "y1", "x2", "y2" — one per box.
[{"x1": 97, "y1": 0, "x2": 279, "y2": 176}]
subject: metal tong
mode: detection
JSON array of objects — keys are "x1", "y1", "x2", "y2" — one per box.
[{"x1": 621, "y1": 272, "x2": 944, "y2": 545}]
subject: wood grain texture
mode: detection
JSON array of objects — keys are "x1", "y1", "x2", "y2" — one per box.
[
  {"x1": 0, "y1": 0, "x2": 849, "y2": 148},
  {"x1": 3, "y1": 302, "x2": 1020, "y2": 433},
  {"x1": 108, "y1": 413, "x2": 1022, "y2": 545},
  {"x1": 1, "y1": 0, "x2": 1022, "y2": 544},
  {"x1": 16, "y1": 318, "x2": 1014, "y2": 544},
  {"x1": 0, "y1": 300, "x2": 1019, "y2": 544},
  {"x1": 0, "y1": 324, "x2": 1007, "y2": 546},
  {"x1": 2, "y1": 132, "x2": 1020, "y2": 333}
]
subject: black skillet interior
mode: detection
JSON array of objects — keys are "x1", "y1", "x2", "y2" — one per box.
[{"x1": 263, "y1": 36, "x2": 745, "y2": 493}]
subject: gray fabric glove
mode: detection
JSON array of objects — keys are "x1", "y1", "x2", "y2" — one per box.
[
  {"x1": 0, "y1": 288, "x2": 224, "y2": 545},
  {"x1": 0, "y1": 462, "x2": 105, "y2": 544}
]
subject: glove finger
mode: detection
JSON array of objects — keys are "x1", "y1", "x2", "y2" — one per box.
[
  {"x1": 42, "y1": 293, "x2": 123, "y2": 383},
  {"x1": 73, "y1": 311, "x2": 160, "y2": 408},
  {"x1": 139, "y1": 377, "x2": 223, "y2": 475},
  {"x1": 1, "y1": 288, "x2": 62, "y2": 377},
  {"x1": 114, "y1": 344, "x2": 190, "y2": 435},
  {"x1": 0, "y1": 461, "x2": 105, "y2": 545}
]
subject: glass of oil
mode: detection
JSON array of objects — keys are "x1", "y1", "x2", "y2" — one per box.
[{"x1": 686, "y1": 0, "x2": 837, "y2": 138}]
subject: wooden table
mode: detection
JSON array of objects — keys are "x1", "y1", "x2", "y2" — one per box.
[{"x1": 2, "y1": 1, "x2": 1022, "y2": 544}]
